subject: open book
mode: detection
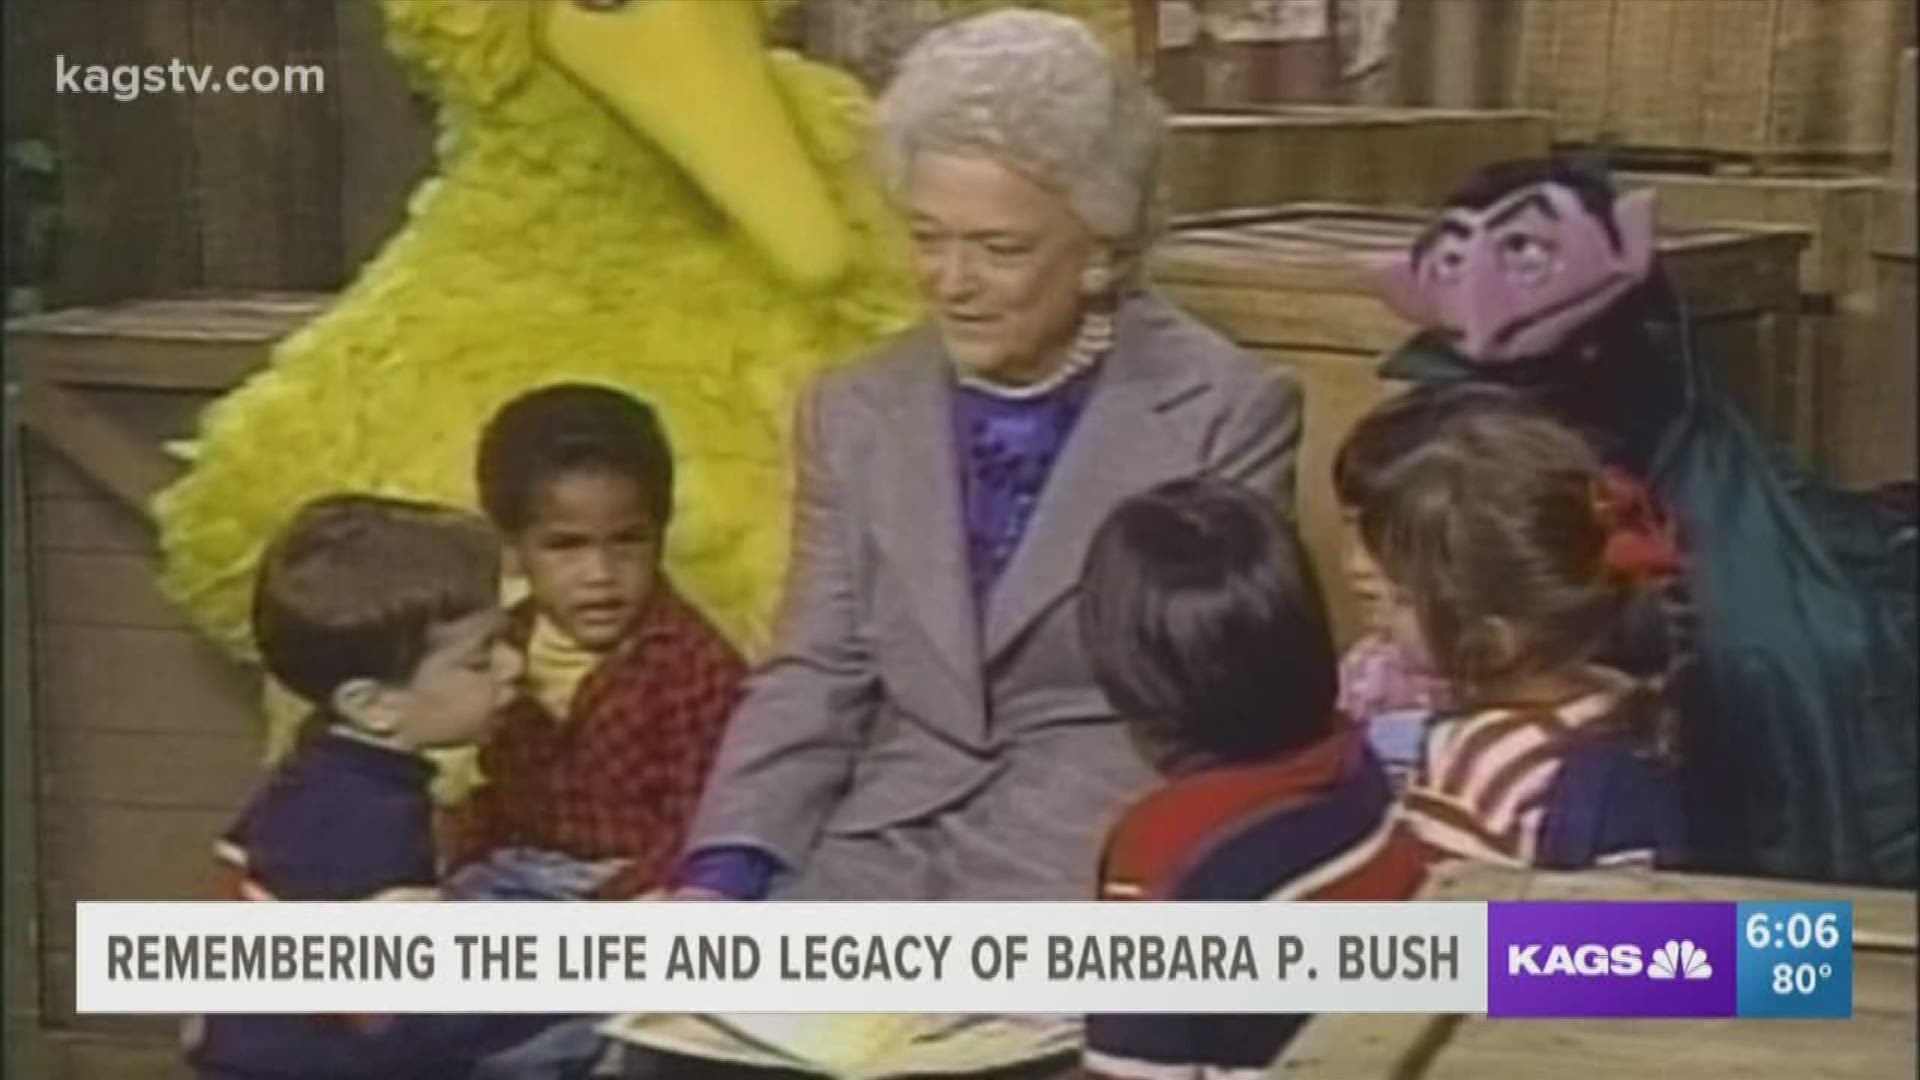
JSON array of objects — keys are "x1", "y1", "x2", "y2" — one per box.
[{"x1": 600, "y1": 1012, "x2": 1079, "y2": 1080}]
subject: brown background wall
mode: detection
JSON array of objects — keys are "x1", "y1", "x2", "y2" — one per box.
[{"x1": 3, "y1": 0, "x2": 433, "y2": 308}]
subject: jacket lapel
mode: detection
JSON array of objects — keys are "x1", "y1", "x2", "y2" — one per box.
[
  {"x1": 874, "y1": 332, "x2": 987, "y2": 717},
  {"x1": 983, "y1": 298, "x2": 1204, "y2": 661}
]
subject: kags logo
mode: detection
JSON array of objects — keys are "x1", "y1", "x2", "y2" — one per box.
[{"x1": 1507, "y1": 944, "x2": 1645, "y2": 977}]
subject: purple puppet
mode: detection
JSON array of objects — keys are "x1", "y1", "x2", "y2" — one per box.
[
  {"x1": 1360, "y1": 157, "x2": 1917, "y2": 889},
  {"x1": 1372, "y1": 182, "x2": 1656, "y2": 366}
]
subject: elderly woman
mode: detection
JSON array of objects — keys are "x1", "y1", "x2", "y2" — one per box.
[{"x1": 676, "y1": 10, "x2": 1303, "y2": 904}]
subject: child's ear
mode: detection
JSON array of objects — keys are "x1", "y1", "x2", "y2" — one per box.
[{"x1": 331, "y1": 678, "x2": 401, "y2": 738}]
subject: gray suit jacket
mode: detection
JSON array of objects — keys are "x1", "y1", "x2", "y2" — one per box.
[{"x1": 686, "y1": 291, "x2": 1303, "y2": 899}]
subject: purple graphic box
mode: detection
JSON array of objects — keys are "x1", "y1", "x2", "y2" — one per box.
[{"x1": 1487, "y1": 902, "x2": 1737, "y2": 1017}]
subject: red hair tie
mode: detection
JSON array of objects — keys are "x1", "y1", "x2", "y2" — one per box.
[{"x1": 1590, "y1": 468, "x2": 1682, "y2": 583}]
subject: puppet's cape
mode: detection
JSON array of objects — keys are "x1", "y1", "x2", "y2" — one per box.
[{"x1": 1381, "y1": 292, "x2": 1917, "y2": 888}]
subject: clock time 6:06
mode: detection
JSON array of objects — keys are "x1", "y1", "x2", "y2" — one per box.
[{"x1": 1745, "y1": 911, "x2": 1841, "y2": 950}]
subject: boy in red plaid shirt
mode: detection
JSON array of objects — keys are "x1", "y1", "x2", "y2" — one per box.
[{"x1": 451, "y1": 384, "x2": 746, "y2": 899}]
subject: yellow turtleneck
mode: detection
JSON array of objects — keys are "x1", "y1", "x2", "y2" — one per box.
[{"x1": 523, "y1": 613, "x2": 604, "y2": 723}]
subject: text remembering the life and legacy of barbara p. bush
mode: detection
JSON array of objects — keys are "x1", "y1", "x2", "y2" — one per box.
[
  {"x1": 77, "y1": 901, "x2": 1856, "y2": 1018},
  {"x1": 106, "y1": 928, "x2": 1461, "y2": 987},
  {"x1": 76, "y1": 901, "x2": 1489, "y2": 1015}
]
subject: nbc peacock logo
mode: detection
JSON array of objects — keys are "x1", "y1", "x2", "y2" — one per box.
[{"x1": 1645, "y1": 939, "x2": 1713, "y2": 981}]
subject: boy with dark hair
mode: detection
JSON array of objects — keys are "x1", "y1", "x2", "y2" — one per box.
[
  {"x1": 454, "y1": 383, "x2": 746, "y2": 899},
  {"x1": 1076, "y1": 478, "x2": 1425, "y2": 1079},
  {"x1": 189, "y1": 493, "x2": 551, "y2": 1079}
]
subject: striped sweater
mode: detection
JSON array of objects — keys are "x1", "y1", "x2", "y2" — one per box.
[
  {"x1": 1084, "y1": 726, "x2": 1426, "y2": 1080},
  {"x1": 1400, "y1": 669, "x2": 1684, "y2": 870}
]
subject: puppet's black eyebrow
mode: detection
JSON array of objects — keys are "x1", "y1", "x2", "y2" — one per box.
[
  {"x1": 1413, "y1": 217, "x2": 1472, "y2": 260},
  {"x1": 1485, "y1": 190, "x2": 1558, "y2": 232}
]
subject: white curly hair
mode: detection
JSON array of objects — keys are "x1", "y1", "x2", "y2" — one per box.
[{"x1": 874, "y1": 9, "x2": 1168, "y2": 261}]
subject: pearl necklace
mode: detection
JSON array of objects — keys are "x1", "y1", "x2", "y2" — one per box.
[{"x1": 955, "y1": 305, "x2": 1116, "y2": 400}]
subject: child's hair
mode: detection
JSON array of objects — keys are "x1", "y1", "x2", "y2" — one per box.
[
  {"x1": 1333, "y1": 382, "x2": 1537, "y2": 511},
  {"x1": 1079, "y1": 477, "x2": 1337, "y2": 764},
  {"x1": 475, "y1": 383, "x2": 675, "y2": 534},
  {"x1": 1356, "y1": 402, "x2": 1615, "y2": 689},
  {"x1": 253, "y1": 494, "x2": 501, "y2": 706},
  {"x1": 1353, "y1": 397, "x2": 1679, "y2": 757}
]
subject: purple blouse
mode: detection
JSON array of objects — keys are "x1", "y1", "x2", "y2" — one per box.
[{"x1": 952, "y1": 367, "x2": 1102, "y2": 603}]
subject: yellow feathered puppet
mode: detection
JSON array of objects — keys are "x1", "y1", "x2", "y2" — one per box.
[
  {"x1": 153, "y1": 0, "x2": 1132, "y2": 792},
  {"x1": 152, "y1": 0, "x2": 921, "y2": 772}
]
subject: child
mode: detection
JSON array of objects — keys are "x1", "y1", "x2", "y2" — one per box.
[
  {"x1": 1356, "y1": 400, "x2": 1687, "y2": 870},
  {"x1": 1076, "y1": 478, "x2": 1427, "y2": 1080},
  {"x1": 1329, "y1": 389, "x2": 1508, "y2": 782},
  {"x1": 189, "y1": 494, "x2": 553, "y2": 1079},
  {"x1": 454, "y1": 383, "x2": 747, "y2": 899}
]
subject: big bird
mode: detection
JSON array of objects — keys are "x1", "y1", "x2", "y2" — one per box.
[
  {"x1": 153, "y1": 0, "x2": 1133, "y2": 781},
  {"x1": 152, "y1": 0, "x2": 923, "y2": 768}
]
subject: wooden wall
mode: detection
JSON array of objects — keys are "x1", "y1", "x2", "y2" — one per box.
[
  {"x1": 1, "y1": 3, "x2": 424, "y2": 1071},
  {"x1": 1384, "y1": 0, "x2": 1524, "y2": 110},
  {"x1": 15, "y1": 424, "x2": 258, "y2": 1078},
  {"x1": 794, "y1": 0, "x2": 1145, "y2": 90},
  {"x1": 5, "y1": 0, "x2": 1914, "y2": 305},
  {"x1": 2, "y1": 0, "x2": 432, "y2": 308},
  {"x1": 4, "y1": 291, "x2": 335, "y2": 1077}
]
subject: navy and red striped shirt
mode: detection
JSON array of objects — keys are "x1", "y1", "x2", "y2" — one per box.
[{"x1": 1085, "y1": 725, "x2": 1425, "y2": 1080}]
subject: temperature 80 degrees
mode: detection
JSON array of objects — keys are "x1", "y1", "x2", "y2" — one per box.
[{"x1": 1772, "y1": 961, "x2": 1835, "y2": 995}]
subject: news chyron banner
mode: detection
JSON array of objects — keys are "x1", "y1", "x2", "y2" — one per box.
[{"x1": 76, "y1": 900, "x2": 1851, "y2": 1019}]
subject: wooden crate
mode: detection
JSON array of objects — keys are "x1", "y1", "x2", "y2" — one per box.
[
  {"x1": 1276, "y1": 861, "x2": 1918, "y2": 1079},
  {"x1": 1619, "y1": 173, "x2": 1881, "y2": 301},
  {"x1": 3, "y1": 294, "x2": 328, "y2": 1080},
  {"x1": 1165, "y1": 107, "x2": 1551, "y2": 215},
  {"x1": 1514, "y1": 0, "x2": 1913, "y2": 171},
  {"x1": 1614, "y1": 172, "x2": 1891, "y2": 481},
  {"x1": 1149, "y1": 207, "x2": 1806, "y2": 643},
  {"x1": 1861, "y1": 183, "x2": 1917, "y2": 484}
]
